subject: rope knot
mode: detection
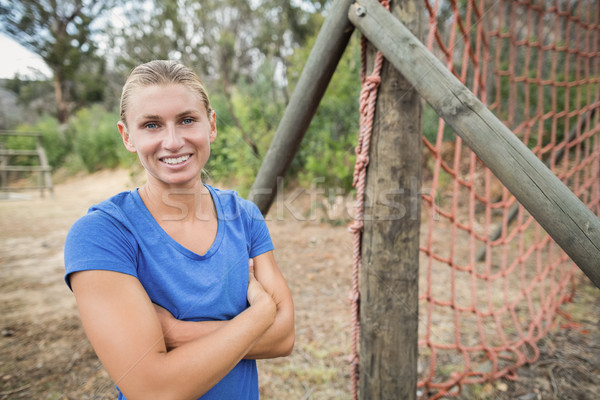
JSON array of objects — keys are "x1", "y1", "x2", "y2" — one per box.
[
  {"x1": 348, "y1": 220, "x2": 364, "y2": 234},
  {"x1": 352, "y1": 149, "x2": 370, "y2": 187},
  {"x1": 355, "y1": 153, "x2": 369, "y2": 169},
  {"x1": 364, "y1": 74, "x2": 381, "y2": 87},
  {"x1": 359, "y1": 75, "x2": 382, "y2": 113},
  {"x1": 348, "y1": 353, "x2": 360, "y2": 366}
]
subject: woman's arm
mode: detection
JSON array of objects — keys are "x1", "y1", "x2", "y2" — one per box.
[
  {"x1": 156, "y1": 251, "x2": 295, "y2": 359},
  {"x1": 246, "y1": 251, "x2": 295, "y2": 358},
  {"x1": 70, "y1": 269, "x2": 275, "y2": 400}
]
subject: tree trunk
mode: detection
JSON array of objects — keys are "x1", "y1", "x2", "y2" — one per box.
[{"x1": 53, "y1": 72, "x2": 69, "y2": 124}]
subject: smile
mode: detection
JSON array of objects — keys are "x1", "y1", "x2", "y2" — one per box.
[{"x1": 161, "y1": 154, "x2": 191, "y2": 165}]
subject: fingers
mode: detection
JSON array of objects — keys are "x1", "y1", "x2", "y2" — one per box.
[{"x1": 248, "y1": 258, "x2": 255, "y2": 276}]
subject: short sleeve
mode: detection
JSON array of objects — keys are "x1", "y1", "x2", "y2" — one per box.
[
  {"x1": 64, "y1": 210, "x2": 138, "y2": 290},
  {"x1": 245, "y1": 200, "x2": 274, "y2": 258}
]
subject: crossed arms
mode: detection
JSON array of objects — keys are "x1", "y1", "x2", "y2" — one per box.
[{"x1": 70, "y1": 250, "x2": 294, "y2": 400}]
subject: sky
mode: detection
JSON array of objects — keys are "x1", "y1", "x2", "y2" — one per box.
[{"x1": 0, "y1": 34, "x2": 51, "y2": 79}]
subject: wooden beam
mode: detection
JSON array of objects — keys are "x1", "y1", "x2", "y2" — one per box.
[
  {"x1": 359, "y1": 2, "x2": 422, "y2": 399},
  {"x1": 248, "y1": 0, "x2": 355, "y2": 214},
  {"x1": 0, "y1": 149, "x2": 40, "y2": 156},
  {"x1": 348, "y1": 0, "x2": 600, "y2": 288},
  {"x1": 0, "y1": 131, "x2": 42, "y2": 137},
  {"x1": 0, "y1": 166, "x2": 51, "y2": 172}
]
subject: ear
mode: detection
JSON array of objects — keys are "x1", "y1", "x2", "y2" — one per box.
[
  {"x1": 209, "y1": 110, "x2": 217, "y2": 143},
  {"x1": 118, "y1": 121, "x2": 137, "y2": 153}
]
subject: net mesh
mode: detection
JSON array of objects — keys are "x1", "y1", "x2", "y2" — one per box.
[{"x1": 418, "y1": 0, "x2": 600, "y2": 398}]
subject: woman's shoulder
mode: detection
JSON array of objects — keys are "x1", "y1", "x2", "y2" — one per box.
[
  {"x1": 72, "y1": 190, "x2": 139, "y2": 231},
  {"x1": 89, "y1": 189, "x2": 138, "y2": 212}
]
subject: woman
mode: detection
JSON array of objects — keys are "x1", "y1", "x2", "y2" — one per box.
[{"x1": 64, "y1": 60, "x2": 295, "y2": 400}]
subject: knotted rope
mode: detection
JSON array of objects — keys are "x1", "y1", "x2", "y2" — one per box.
[{"x1": 349, "y1": 2, "x2": 389, "y2": 398}]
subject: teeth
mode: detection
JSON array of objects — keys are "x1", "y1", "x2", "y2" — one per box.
[{"x1": 162, "y1": 155, "x2": 191, "y2": 165}]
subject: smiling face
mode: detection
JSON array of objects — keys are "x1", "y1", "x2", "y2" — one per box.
[{"x1": 117, "y1": 83, "x2": 217, "y2": 189}]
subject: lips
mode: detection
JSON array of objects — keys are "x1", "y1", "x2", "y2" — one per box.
[{"x1": 160, "y1": 154, "x2": 192, "y2": 165}]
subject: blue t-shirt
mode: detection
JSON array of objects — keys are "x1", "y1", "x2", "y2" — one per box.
[{"x1": 64, "y1": 185, "x2": 273, "y2": 400}]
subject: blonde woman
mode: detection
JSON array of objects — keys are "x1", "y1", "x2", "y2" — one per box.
[{"x1": 65, "y1": 60, "x2": 294, "y2": 400}]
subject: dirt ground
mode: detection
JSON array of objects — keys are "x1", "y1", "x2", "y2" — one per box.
[{"x1": 0, "y1": 168, "x2": 598, "y2": 400}]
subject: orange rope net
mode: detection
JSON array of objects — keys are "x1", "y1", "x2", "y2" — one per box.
[
  {"x1": 417, "y1": 0, "x2": 600, "y2": 398},
  {"x1": 350, "y1": 0, "x2": 599, "y2": 398}
]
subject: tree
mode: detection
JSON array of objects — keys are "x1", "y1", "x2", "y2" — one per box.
[{"x1": 0, "y1": 0, "x2": 115, "y2": 123}]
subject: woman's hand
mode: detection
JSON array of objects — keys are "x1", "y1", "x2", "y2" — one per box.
[
  {"x1": 151, "y1": 259, "x2": 278, "y2": 354},
  {"x1": 154, "y1": 304, "x2": 226, "y2": 351},
  {"x1": 153, "y1": 304, "x2": 183, "y2": 351},
  {"x1": 245, "y1": 253, "x2": 295, "y2": 359},
  {"x1": 247, "y1": 259, "x2": 277, "y2": 322}
]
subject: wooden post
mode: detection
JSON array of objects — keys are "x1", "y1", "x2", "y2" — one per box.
[
  {"x1": 0, "y1": 141, "x2": 7, "y2": 191},
  {"x1": 0, "y1": 131, "x2": 53, "y2": 196},
  {"x1": 359, "y1": 1, "x2": 423, "y2": 399},
  {"x1": 348, "y1": 0, "x2": 600, "y2": 288},
  {"x1": 248, "y1": 0, "x2": 355, "y2": 214},
  {"x1": 36, "y1": 135, "x2": 54, "y2": 197}
]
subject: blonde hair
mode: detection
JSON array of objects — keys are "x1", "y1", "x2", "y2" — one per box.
[{"x1": 119, "y1": 60, "x2": 211, "y2": 128}]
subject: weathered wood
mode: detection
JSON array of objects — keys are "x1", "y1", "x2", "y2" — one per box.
[
  {"x1": 0, "y1": 166, "x2": 51, "y2": 172},
  {"x1": 248, "y1": 0, "x2": 355, "y2": 214},
  {"x1": 0, "y1": 131, "x2": 42, "y2": 137},
  {"x1": 0, "y1": 142, "x2": 7, "y2": 190},
  {"x1": 359, "y1": 1, "x2": 423, "y2": 399},
  {"x1": 349, "y1": 0, "x2": 600, "y2": 289},
  {"x1": 36, "y1": 136, "x2": 54, "y2": 197},
  {"x1": 0, "y1": 149, "x2": 40, "y2": 156}
]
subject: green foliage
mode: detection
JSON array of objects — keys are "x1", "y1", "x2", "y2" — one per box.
[
  {"x1": 207, "y1": 96, "x2": 263, "y2": 191},
  {"x1": 3, "y1": 0, "x2": 591, "y2": 194},
  {"x1": 67, "y1": 105, "x2": 135, "y2": 172},
  {"x1": 291, "y1": 32, "x2": 362, "y2": 192},
  {"x1": 423, "y1": 102, "x2": 455, "y2": 144},
  {"x1": 1, "y1": 117, "x2": 67, "y2": 170},
  {"x1": 206, "y1": 60, "x2": 284, "y2": 193},
  {"x1": 1, "y1": 131, "x2": 38, "y2": 167},
  {"x1": 35, "y1": 116, "x2": 70, "y2": 168}
]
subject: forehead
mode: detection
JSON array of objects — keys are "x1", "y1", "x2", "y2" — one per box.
[{"x1": 127, "y1": 84, "x2": 206, "y2": 115}]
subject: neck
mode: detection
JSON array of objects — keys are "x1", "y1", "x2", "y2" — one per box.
[{"x1": 139, "y1": 178, "x2": 214, "y2": 223}]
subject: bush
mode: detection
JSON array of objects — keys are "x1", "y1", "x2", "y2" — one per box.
[
  {"x1": 37, "y1": 116, "x2": 71, "y2": 168},
  {"x1": 4, "y1": 117, "x2": 69, "y2": 168},
  {"x1": 67, "y1": 105, "x2": 136, "y2": 172},
  {"x1": 291, "y1": 32, "x2": 361, "y2": 192},
  {"x1": 1, "y1": 130, "x2": 39, "y2": 167}
]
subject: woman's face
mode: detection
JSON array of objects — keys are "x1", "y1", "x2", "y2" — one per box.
[{"x1": 118, "y1": 83, "x2": 216, "y2": 189}]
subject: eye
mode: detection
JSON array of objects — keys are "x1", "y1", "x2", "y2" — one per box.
[
  {"x1": 144, "y1": 122, "x2": 159, "y2": 129},
  {"x1": 181, "y1": 117, "x2": 195, "y2": 125}
]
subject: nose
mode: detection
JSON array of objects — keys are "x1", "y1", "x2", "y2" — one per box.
[{"x1": 163, "y1": 123, "x2": 185, "y2": 151}]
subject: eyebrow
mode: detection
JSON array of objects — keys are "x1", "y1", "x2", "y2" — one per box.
[
  {"x1": 137, "y1": 110, "x2": 201, "y2": 122},
  {"x1": 139, "y1": 114, "x2": 162, "y2": 122},
  {"x1": 176, "y1": 110, "x2": 201, "y2": 118}
]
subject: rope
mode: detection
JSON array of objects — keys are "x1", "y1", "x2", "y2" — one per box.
[{"x1": 349, "y1": 2, "x2": 390, "y2": 399}]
